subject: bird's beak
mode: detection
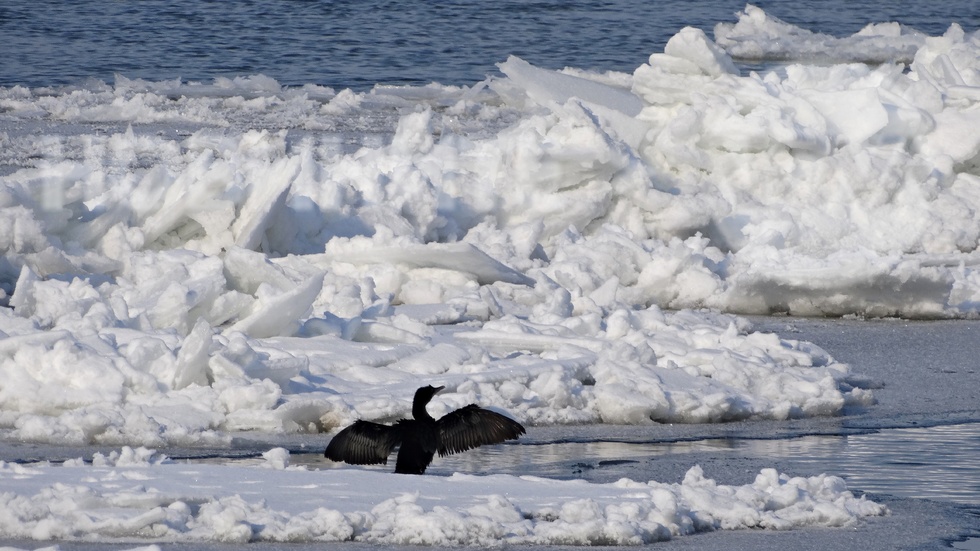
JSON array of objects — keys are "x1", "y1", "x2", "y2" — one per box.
[{"x1": 434, "y1": 385, "x2": 445, "y2": 393}]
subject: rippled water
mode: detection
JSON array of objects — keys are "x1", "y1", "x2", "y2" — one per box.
[
  {"x1": 290, "y1": 422, "x2": 980, "y2": 506},
  {"x1": 736, "y1": 423, "x2": 980, "y2": 505},
  {"x1": 2, "y1": 0, "x2": 976, "y2": 89}
]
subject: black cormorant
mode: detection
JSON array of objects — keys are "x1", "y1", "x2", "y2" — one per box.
[{"x1": 323, "y1": 385, "x2": 526, "y2": 474}]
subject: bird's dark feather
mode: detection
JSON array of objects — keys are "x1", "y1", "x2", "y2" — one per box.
[
  {"x1": 323, "y1": 420, "x2": 401, "y2": 465},
  {"x1": 437, "y1": 404, "x2": 526, "y2": 457}
]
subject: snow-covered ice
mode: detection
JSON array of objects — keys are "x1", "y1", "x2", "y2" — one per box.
[
  {"x1": 0, "y1": 447, "x2": 886, "y2": 545},
  {"x1": 1, "y1": 3, "x2": 978, "y2": 544}
]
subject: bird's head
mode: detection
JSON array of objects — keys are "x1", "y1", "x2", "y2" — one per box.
[
  {"x1": 415, "y1": 385, "x2": 445, "y2": 402},
  {"x1": 412, "y1": 385, "x2": 444, "y2": 420}
]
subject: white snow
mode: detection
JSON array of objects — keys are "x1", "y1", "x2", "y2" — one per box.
[
  {"x1": 2, "y1": 3, "x2": 977, "y2": 543},
  {"x1": 0, "y1": 447, "x2": 886, "y2": 545}
]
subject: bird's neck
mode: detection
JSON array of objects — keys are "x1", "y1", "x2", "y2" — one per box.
[{"x1": 413, "y1": 401, "x2": 434, "y2": 422}]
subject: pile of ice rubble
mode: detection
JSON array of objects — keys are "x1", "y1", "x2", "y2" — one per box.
[{"x1": 0, "y1": 6, "x2": 977, "y2": 448}]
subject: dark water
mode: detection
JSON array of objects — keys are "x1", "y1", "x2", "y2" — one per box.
[
  {"x1": 292, "y1": 422, "x2": 980, "y2": 505},
  {"x1": 1, "y1": 0, "x2": 976, "y2": 89}
]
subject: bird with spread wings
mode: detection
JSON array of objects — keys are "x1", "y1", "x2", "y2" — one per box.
[{"x1": 324, "y1": 385, "x2": 526, "y2": 474}]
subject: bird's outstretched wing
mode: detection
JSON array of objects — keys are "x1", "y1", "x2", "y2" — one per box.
[
  {"x1": 324, "y1": 420, "x2": 401, "y2": 465},
  {"x1": 437, "y1": 405, "x2": 526, "y2": 457}
]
